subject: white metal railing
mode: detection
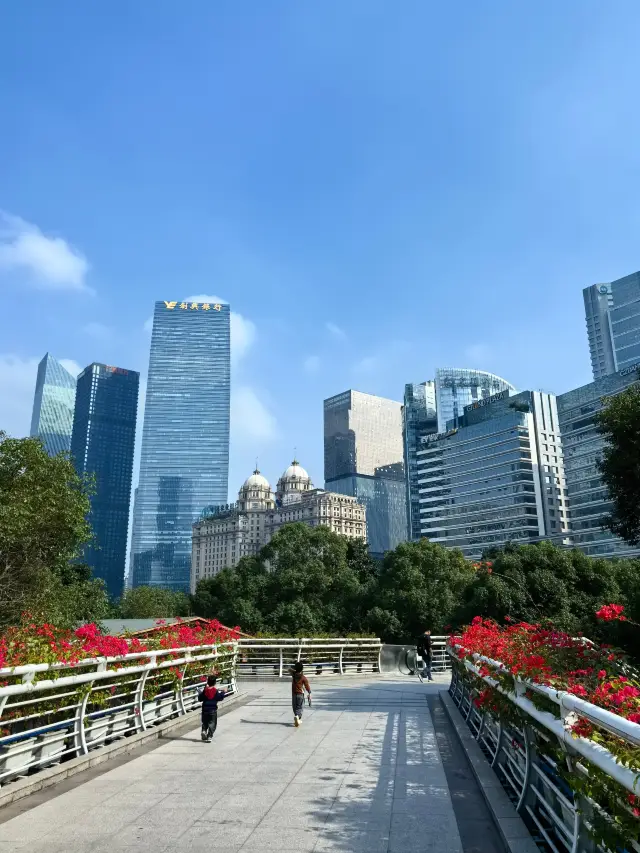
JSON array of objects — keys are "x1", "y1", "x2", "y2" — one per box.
[
  {"x1": 0, "y1": 642, "x2": 237, "y2": 787},
  {"x1": 405, "y1": 636, "x2": 450, "y2": 673},
  {"x1": 236, "y1": 638, "x2": 382, "y2": 678},
  {"x1": 449, "y1": 648, "x2": 640, "y2": 853}
]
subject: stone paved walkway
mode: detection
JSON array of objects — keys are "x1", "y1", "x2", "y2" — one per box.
[{"x1": 0, "y1": 676, "x2": 504, "y2": 853}]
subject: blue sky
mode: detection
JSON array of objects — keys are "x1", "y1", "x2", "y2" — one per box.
[{"x1": 2, "y1": 2, "x2": 640, "y2": 497}]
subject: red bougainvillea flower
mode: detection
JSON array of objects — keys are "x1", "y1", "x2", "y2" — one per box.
[{"x1": 595, "y1": 603, "x2": 626, "y2": 622}]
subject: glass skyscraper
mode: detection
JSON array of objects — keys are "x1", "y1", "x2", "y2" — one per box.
[
  {"x1": 324, "y1": 390, "x2": 407, "y2": 555},
  {"x1": 417, "y1": 390, "x2": 568, "y2": 558},
  {"x1": 583, "y1": 271, "x2": 640, "y2": 379},
  {"x1": 71, "y1": 364, "x2": 139, "y2": 599},
  {"x1": 131, "y1": 300, "x2": 230, "y2": 591},
  {"x1": 30, "y1": 353, "x2": 76, "y2": 456},
  {"x1": 557, "y1": 364, "x2": 640, "y2": 558},
  {"x1": 434, "y1": 368, "x2": 516, "y2": 433},
  {"x1": 402, "y1": 381, "x2": 438, "y2": 540}
]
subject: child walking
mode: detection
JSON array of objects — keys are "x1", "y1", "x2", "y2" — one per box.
[
  {"x1": 198, "y1": 674, "x2": 226, "y2": 742},
  {"x1": 290, "y1": 661, "x2": 311, "y2": 727}
]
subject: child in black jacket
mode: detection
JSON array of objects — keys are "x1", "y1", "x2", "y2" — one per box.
[{"x1": 198, "y1": 675, "x2": 226, "y2": 742}]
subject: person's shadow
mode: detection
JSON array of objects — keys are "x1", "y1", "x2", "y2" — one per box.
[{"x1": 240, "y1": 719, "x2": 292, "y2": 726}]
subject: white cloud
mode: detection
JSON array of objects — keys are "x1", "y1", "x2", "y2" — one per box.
[
  {"x1": 182, "y1": 294, "x2": 255, "y2": 365},
  {"x1": 0, "y1": 354, "x2": 79, "y2": 439},
  {"x1": 326, "y1": 322, "x2": 347, "y2": 340},
  {"x1": 59, "y1": 358, "x2": 82, "y2": 378},
  {"x1": 352, "y1": 355, "x2": 379, "y2": 374},
  {"x1": 231, "y1": 386, "x2": 277, "y2": 441},
  {"x1": 82, "y1": 322, "x2": 112, "y2": 340},
  {"x1": 303, "y1": 355, "x2": 321, "y2": 374},
  {"x1": 0, "y1": 212, "x2": 91, "y2": 292}
]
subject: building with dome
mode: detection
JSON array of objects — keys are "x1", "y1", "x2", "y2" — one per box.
[{"x1": 190, "y1": 460, "x2": 366, "y2": 592}]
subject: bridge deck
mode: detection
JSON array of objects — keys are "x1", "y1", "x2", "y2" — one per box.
[{"x1": 0, "y1": 676, "x2": 504, "y2": 853}]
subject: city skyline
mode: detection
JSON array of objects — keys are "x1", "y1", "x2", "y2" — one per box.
[{"x1": 3, "y1": 5, "x2": 640, "y2": 499}]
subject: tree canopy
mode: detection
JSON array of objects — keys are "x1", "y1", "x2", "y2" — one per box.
[
  {"x1": 119, "y1": 586, "x2": 191, "y2": 619},
  {"x1": 597, "y1": 383, "x2": 640, "y2": 545},
  {"x1": 0, "y1": 432, "x2": 110, "y2": 628}
]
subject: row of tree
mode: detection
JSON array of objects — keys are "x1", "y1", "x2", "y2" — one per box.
[{"x1": 190, "y1": 523, "x2": 640, "y2": 657}]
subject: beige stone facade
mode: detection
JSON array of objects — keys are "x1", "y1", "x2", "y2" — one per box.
[{"x1": 191, "y1": 460, "x2": 366, "y2": 592}]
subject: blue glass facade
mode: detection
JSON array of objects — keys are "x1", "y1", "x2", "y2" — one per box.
[
  {"x1": 327, "y1": 471, "x2": 407, "y2": 556},
  {"x1": 131, "y1": 300, "x2": 230, "y2": 591},
  {"x1": 583, "y1": 271, "x2": 640, "y2": 379},
  {"x1": 434, "y1": 368, "x2": 516, "y2": 433},
  {"x1": 557, "y1": 364, "x2": 640, "y2": 558},
  {"x1": 71, "y1": 364, "x2": 139, "y2": 598},
  {"x1": 30, "y1": 353, "x2": 76, "y2": 456},
  {"x1": 402, "y1": 382, "x2": 437, "y2": 540}
]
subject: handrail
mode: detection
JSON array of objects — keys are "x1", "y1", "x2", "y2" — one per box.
[
  {"x1": 236, "y1": 637, "x2": 382, "y2": 678},
  {"x1": 448, "y1": 648, "x2": 640, "y2": 852},
  {"x1": 0, "y1": 642, "x2": 238, "y2": 788}
]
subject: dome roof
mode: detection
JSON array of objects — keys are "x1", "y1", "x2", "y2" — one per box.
[
  {"x1": 280, "y1": 459, "x2": 311, "y2": 482},
  {"x1": 242, "y1": 468, "x2": 271, "y2": 490}
]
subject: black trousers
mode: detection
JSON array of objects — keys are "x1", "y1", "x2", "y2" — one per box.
[{"x1": 202, "y1": 710, "x2": 218, "y2": 738}]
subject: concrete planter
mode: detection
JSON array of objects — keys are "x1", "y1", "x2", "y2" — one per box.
[
  {"x1": 107, "y1": 710, "x2": 132, "y2": 738},
  {"x1": 84, "y1": 717, "x2": 109, "y2": 749},
  {"x1": 36, "y1": 729, "x2": 70, "y2": 768},
  {"x1": 0, "y1": 737, "x2": 37, "y2": 783}
]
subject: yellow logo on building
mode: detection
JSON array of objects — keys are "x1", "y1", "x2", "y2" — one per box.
[{"x1": 164, "y1": 301, "x2": 222, "y2": 311}]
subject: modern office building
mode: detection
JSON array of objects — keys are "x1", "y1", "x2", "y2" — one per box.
[
  {"x1": 29, "y1": 353, "x2": 76, "y2": 456},
  {"x1": 324, "y1": 390, "x2": 407, "y2": 555},
  {"x1": 402, "y1": 382, "x2": 438, "y2": 540},
  {"x1": 131, "y1": 299, "x2": 231, "y2": 591},
  {"x1": 557, "y1": 363, "x2": 640, "y2": 558},
  {"x1": 417, "y1": 389, "x2": 568, "y2": 558},
  {"x1": 584, "y1": 271, "x2": 640, "y2": 379},
  {"x1": 434, "y1": 368, "x2": 516, "y2": 433},
  {"x1": 191, "y1": 460, "x2": 366, "y2": 591},
  {"x1": 71, "y1": 363, "x2": 139, "y2": 598}
]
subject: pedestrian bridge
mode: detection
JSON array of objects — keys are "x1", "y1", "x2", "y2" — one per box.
[
  {"x1": 1, "y1": 637, "x2": 637, "y2": 853},
  {"x1": 0, "y1": 675, "x2": 507, "y2": 853}
]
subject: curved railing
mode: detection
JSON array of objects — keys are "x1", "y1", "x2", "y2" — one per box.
[
  {"x1": 449, "y1": 648, "x2": 640, "y2": 853},
  {"x1": 236, "y1": 638, "x2": 382, "y2": 677},
  {"x1": 0, "y1": 642, "x2": 237, "y2": 787}
]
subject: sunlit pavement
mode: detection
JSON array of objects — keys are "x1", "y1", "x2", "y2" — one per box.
[{"x1": 0, "y1": 675, "x2": 505, "y2": 853}]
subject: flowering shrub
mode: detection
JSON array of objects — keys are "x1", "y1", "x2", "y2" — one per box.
[{"x1": 450, "y1": 611, "x2": 640, "y2": 851}]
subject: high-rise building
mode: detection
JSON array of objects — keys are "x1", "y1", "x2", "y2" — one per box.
[
  {"x1": 584, "y1": 271, "x2": 640, "y2": 379},
  {"x1": 557, "y1": 363, "x2": 640, "y2": 558},
  {"x1": 29, "y1": 353, "x2": 76, "y2": 456},
  {"x1": 434, "y1": 368, "x2": 516, "y2": 433},
  {"x1": 402, "y1": 382, "x2": 438, "y2": 540},
  {"x1": 131, "y1": 299, "x2": 230, "y2": 591},
  {"x1": 324, "y1": 390, "x2": 407, "y2": 555},
  {"x1": 583, "y1": 283, "x2": 615, "y2": 379},
  {"x1": 417, "y1": 389, "x2": 569, "y2": 558},
  {"x1": 71, "y1": 363, "x2": 139, "y2": 598}
]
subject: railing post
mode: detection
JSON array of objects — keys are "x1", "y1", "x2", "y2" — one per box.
[
  {"x1": 279, "y1": 647, "x2": 283, "y2": 679},
  {"x1": 339, "y1": 646, "x2": 345, "y2": 675},
  {"x1": 135, "y1": 655, "x2": 156, "y2": 732},
  {"x1": 178, "y1": 657, "x2": 191, "y2": 716}
]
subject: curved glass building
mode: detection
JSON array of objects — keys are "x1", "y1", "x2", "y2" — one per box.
[{"x1": 434, "y1": 368, "x2": 516, "y2": 433}]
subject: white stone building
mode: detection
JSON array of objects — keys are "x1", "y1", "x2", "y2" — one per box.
[{"x1": 191, "y1": 460, "x2": 367, "y2": 592}]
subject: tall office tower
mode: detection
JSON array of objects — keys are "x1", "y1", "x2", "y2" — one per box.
[
  {"x1": 584, "y1": 271, "x2": 640, "y2": 379},
  {"x1": 324, "y1": 390, "x2": 407, "y2": 556},
  {"x1": 557, "y1": 364, "x2": 640, "y2": 558},
  {"x1": 417, "y1": 389, "x2": 569, "y2": 558},
  {"x1": 434, "y1": 368, "x2": 516, "y2": 433},
  {"x1": 131, "y1": 300, "x2": 230, "y2": 591},
  {"x1": 71, "y1": 364, "x2": 139, "y2": 599},
  {"x1": 402, "y1": 382, "x2": 438, "y2": 540},
  {"x1": 583, "y1": 283, "x2": 615, "y2": 379},
  {"x1": 29, "y1": 353, "x2": 76, "y2": 456}
]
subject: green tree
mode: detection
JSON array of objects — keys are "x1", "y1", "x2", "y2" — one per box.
[
  {"x1": 365, "y1": 539, "x2": 475, "y2": 642},
  {"x1": 119, "y1": 585, "x2": 190, "y2": 619},
  {"x1": 191, "y1": 556, "x2": 269, "y2": 633},
  {"x1": 0, "y1": 432, "x2": 109, "y2": 628},
  {"x1": 596, "y1": 383, "x2": 640, "y2": 545},
  {"x1": 454, "y1": 541, "x2": 623, "y2": 637}
]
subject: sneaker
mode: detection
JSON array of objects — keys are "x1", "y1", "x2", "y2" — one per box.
[
  {"x1": 297, "y1": 717, "x2": 302, "y2": 727},
  {"x1": 294, "y1": 716, "x2": 300, "y2": 727},
  {"x1": 206, "y1": 737, "x2": 212, "y2": 743},
  {"x1": 201, "y1": 731, "x2": 208, "y2": 742}
]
